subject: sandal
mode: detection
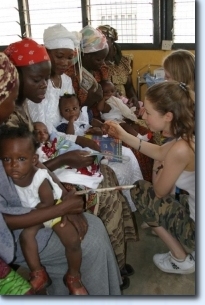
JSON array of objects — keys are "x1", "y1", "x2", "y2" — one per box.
[
  {"x1": 120, "y1": 264, "x2": 135, "y2": 277},
  {"x1": 63, "y1": 272, "x2": 88, "y2": 295},
  {"x1": 120, "y1": 276, "x2": 130, "y2": 290},
  {"x1": 29, "y1": 267, "x2": 52, "y2": 292}
]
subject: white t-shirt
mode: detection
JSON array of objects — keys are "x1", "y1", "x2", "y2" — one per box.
[{"x1": 59, "y1": 106, "x2": 91, "y2": 136}]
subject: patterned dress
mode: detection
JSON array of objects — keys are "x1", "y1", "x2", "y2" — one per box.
[
  {"x1": 5, "y1": 103, "x2": 34, "y2": 132},
  {"x1": 106, "y1": 54, "x2": 133, "y2": 97}
]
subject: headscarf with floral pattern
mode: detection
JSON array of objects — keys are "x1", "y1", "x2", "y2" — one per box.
[{"x1": 0, "y1": 52, "x2": 18, "y2": 105}]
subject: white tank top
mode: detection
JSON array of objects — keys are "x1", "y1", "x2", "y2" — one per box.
[
  {"x1": 14, "y1": 168, "x2": 62, "y2": 208},
  {"x1": 175, "y1": 170, "x2": 195, "y2": 221}
]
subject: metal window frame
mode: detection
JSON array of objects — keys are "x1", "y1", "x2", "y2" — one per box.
[
  {"x1": 0, "y1": 0, "x2": 195, "y2": 50},
  {"x1": 83, "y1": 0, "x2": 162, "y2": 50},
  {"x1": 163, "y1": 0, "x2": 195, "y2": 50},
  {"x1": 0, "y1": 0, "x2": 25, "y2": 51}
]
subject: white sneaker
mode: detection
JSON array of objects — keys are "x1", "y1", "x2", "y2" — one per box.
[
  {"x1": 153, "y1": 252, "x2": 195, "y2": 274},
  {"x1": 153, "y1": 252, "x2": 170, "y2": 261},
  {"x1": 191, "y1": 251, "x2": 195, "y2": 260}
]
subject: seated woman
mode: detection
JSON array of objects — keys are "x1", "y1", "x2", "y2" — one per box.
[
  {"x1": 66, "y1": 25, "x2": 154, "y2": 182},
  {"x1": 4, "y1": 31, "x2": 137, "y2": 289},
  {"x1": 66, "y1": 24, "x2": 108, "y2": 120},
  {"x1": 96, "y1": 24, "x2": 140, "y2": 111},
  {"x1": 0, "y1": 52, "x2": 122, "y2": 295}
]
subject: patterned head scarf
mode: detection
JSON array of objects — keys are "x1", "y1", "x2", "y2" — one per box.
[
  {"x1": 4, "y1": 38, "x2": 50, "y2": 66},
  {"x1": 97, "y1": 25, "x2": 118, "y2": 41},
  {"x1": 0, "y1": 52, "x2": 19, "y2": 105},
  {"x1": 43, "y1": 24, "x2": 82, "y2": 50},
  {"x1": 80, "y1": 25, "x2": 108, "y2": 53}
]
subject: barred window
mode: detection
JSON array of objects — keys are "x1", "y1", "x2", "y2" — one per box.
[
  {"x1": 87, "y1": 0, "x2": 153, "y2": 43},
  {"x1": 0, "y1": 0, "x2": 195, "y2": 49},
  {"x1": 25, "y1": 0, "x2": 82, "y2": 43},
  {"x1": 0, "y1": 1, "x2": 21, "y2": 46},
  {"x1": 173, "y1": 0, "x2": 195, "y2": 43}
]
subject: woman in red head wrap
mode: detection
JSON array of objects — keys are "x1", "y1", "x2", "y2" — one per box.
[{"x1": 4, "y1": 38, "x2": 51, "y2": 131}]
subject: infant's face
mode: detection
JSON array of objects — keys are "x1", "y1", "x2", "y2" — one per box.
[
  {"x1": 59, "y1": 97, "x2": 81, "y2": 121},
  {"x1": 102, "y1": 82, "x2": 116, "y2": 100},
  {"x1": 33, "y1": 122, "x2": 49, "y2": 143}
]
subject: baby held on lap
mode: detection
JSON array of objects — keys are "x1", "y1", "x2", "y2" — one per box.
[{"x1": 33, "y1": 121, "x2": 104, "y2": 189}]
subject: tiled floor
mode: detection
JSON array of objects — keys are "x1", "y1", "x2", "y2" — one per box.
[{"x1": 123, "y1": 211, "x2": 195, "y2": 295}]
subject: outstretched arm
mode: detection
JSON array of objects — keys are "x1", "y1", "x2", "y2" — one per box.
[
  {"x1": 83, "y1": 84, "x2": 104, "y2": 109},
  {"x1": 103, "y1": 120, "x2": 176, "y2": 161},
  {"x1": 43, "y1": 149, "x2": 96, "y2": 171},
  {"x1": 97, "y1": 97, "x2": 111, "y2": 113}
]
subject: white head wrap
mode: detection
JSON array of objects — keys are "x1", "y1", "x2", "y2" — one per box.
[
  {"x1": 80, "y1": 25, "x2": 108, "y2": 53},
  {"x1": 43, "y1": 24, "x2": 82, "y2": 50}
]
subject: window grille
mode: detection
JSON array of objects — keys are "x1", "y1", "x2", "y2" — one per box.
[
  {"x1": 87, "y1": 0, "x2": 154, "y2": 43},
  {"x1": 25, "y1": 0, "x2": 82, "y2": 43},
  {"x1": 173, "y1": 0, "x2": 195, "y2": 43},
  {"x1": 0, "y1": 0, "x2": 195, "y2": 48},
  {"x1": 0, "y1": 1, "x2": 21, "y2": 46}
]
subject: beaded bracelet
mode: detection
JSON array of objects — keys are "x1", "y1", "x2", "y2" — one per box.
[{"x1": 138, "y1": 138, "x2": 142, "y2": 151}]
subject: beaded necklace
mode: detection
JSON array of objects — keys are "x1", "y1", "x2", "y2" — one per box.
[{"x1": 50, "y1": 75, "x2": 61, "y2": 89}]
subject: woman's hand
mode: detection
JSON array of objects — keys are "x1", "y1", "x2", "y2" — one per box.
[
  {"x1": 44, "y1": 149, "x2": 95, "y2": 171},
  {"x1": 85, "y1": 127, "x2": 103, "y2": 136},
  {"x1": 64, "y1": 150, "x2": 96, "y2": 168},
  {"x1": 76, "y1": 136, "x2": 101, "y2": 152},
  {"x1": 66, "y1": 213, "x2": 88, "y2": 240},
  {"x1": 4, "y1": 190, "x2": 85, "y2": 230},
  {"x1": 91, "y1": 118, "x2": 104, "y2": 128},
  {"x1": 127, "y1": 96, "x2": 140, "y2": 109},
  {"x1": 136, "y1": 106, "x2": 146, "y2": 119},
  {"x1": 102, "y1": 120, "x2": 128, "y2": 140},
  {"x1": 61, "y1": 190, "x2": 84, "y2": 214},
  {"x1": 84, "y1": 84, "x2": 103, "y2": 108}
]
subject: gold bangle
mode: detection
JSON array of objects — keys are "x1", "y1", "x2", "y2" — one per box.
[{"x1": 138, "y1": 138, "x2": 142, "y2": 151}]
